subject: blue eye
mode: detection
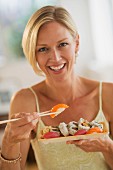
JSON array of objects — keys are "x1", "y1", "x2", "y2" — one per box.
[
  {"x1": 59, "y1": 42, "x2": 68, "y2": 47},
  {"x1": 38, "y1": 47, "x2": 48, "y2": 52}
]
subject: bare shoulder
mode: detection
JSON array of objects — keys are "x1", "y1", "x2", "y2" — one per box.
[
  {"x1": 9, "y1": 80, "x2": 46, "y2": 116},
  {"x1": 102, "y1": 82, "x2": 113, "y2": 124},
  {"x1": 9, "y1": 87, "x2": 37, "y2": 117},
  {"x1": 11, "y1": 87, "x2": 34, "y2": 102},
  {"x1": 79, "y1": 76, "x2": 100, "y2": 91},
  {"x1": 102, "y1": 82, "x2": 113, "y2": 100},
  {"x1": 103, "y1": 81, "x2": 113, "y2": 90}
]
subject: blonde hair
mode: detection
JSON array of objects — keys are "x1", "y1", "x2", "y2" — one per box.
[{"x1": 22, "y1": 5, "x2": 78, "y2": 76}]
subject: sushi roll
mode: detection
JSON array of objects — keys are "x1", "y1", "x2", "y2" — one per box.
[
  {"x1": 59, "y1": 122, "x2": 69, "y2": 136},
  {"x1": 42, "y1": 126, "x2": 52, "y2": 135},
  {"x1": 89, "y1": 120, "x2": 103, "y2": 130},
  {"x1": 78, "y1": 118, "x2": 90, "y2": 130},
  {"x1": 41, "y1": 126, "x2": 60, "y2": 135},
  {"x1": 68, "y1": 121, "x2": 78, "y2": 135}
]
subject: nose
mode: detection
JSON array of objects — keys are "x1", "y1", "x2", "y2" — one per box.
[{"x1": 50, "y1": 49, "x2": 62, "y2": 61}]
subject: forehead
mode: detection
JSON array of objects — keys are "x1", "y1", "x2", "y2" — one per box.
[{"x1": 37, "y1": 21, "x2": 73, "y2": 44}]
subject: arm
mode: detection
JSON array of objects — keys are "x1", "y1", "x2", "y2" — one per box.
[
  {"x1": 102, "y1": 131, "x2": 113, "y2": 170},
  {"x1": 67, "y1": 82, "x2": 113, "y2": 169},
  {"x1": 102, "y1": 82, "x2": 113, "y2": 169},
  {"x1": 0, "y1": 89, "x2": 39, "y2": 170}
]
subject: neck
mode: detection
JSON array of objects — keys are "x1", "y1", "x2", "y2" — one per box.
[{"x1": 45, "y1": 74, "x2": 82, "y2": 104}]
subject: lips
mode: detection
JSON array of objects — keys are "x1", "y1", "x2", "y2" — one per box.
[{"x1": 48, "y1": 63, "x2": 65, "y2": 71}]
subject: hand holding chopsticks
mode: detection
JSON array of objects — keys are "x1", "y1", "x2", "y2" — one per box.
[
  {"x1": 0, "y1": 104, "x2": 69, "y2": 125},
  {"x1": 0, "y1": 111, "x2": 59, "y2": 124}
]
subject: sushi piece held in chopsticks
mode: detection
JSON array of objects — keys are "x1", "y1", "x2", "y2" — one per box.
[{"x1": 50, "y1": 104, "x2": 69, "y2": 118}]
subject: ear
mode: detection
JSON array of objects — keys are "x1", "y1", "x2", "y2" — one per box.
[{"x1": 75, "y1": 34, "x2": 79, "y2": 53}]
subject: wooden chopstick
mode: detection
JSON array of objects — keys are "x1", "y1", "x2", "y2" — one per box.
[
  {"x1": 0, "y1": 111, "x2": 60, "y2": 125},
  {"x1": 38, "y1": 111, "x2": 60, "y2": 117},
  {"x1": 38, "y1": 110, "x2": 51, "y2": 115},
  {"x1": 0, "y1": 118, "x2": 21, "y2": 124}
]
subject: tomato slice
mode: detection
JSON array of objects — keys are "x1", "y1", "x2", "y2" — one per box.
[{"x1": 86, "y1": 127, "x2": 103, "y2": 134}]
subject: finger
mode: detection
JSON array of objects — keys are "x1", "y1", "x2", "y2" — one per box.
[
  {"x1": 10, "y1": 113, "x2": 39, "y2": 127},
  {"x1": 68, "y1": 139, "x2": 85, "y2": 145},
  {"x1": 78, "y1": 146, "x2": 92, "y2": 152},
  {"x1": 11, "y1": 112, "x2": 31, "y2": 119},
  {"x1": 9, "y1": 120, "x2": 38, "y2": 143},
  {"x1": 19, "y1": 113, "x2": 39, "y2": 127}
]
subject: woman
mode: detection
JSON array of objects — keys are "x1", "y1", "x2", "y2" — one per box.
[{"x1": 0, "y1": 5, "x2": 113, "y2": 170}]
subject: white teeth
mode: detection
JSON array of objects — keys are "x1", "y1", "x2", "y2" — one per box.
[{"x1": 49, "y1": 64, "x2": 65, "y2": 71}]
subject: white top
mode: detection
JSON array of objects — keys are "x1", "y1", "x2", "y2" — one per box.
[{"x1": 29, "y1": 82, "x2": 110, "y2": 170}]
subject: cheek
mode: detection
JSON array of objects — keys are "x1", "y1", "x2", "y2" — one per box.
[
  {"x1": 36, "y1": 54, "x2": 46, "y2": 67},
  {"x1": 65, "y1": 46, "x2": 75, "y2": 60}
]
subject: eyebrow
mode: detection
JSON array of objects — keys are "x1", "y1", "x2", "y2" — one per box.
[{"x1": 36, "y1": 38, "x2": 68, "y2": 47}]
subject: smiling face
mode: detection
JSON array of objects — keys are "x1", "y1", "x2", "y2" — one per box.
[{"x1": 35, "y1": 21, "x2": 78, "y2": 82}]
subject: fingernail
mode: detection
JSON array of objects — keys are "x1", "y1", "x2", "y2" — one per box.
[
  {"x1": 66, "y1": 141, "x2": 72, "y2": 144},
  {"x1": 33, "y1": 113, "x2": 39, "y2": 118}
]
